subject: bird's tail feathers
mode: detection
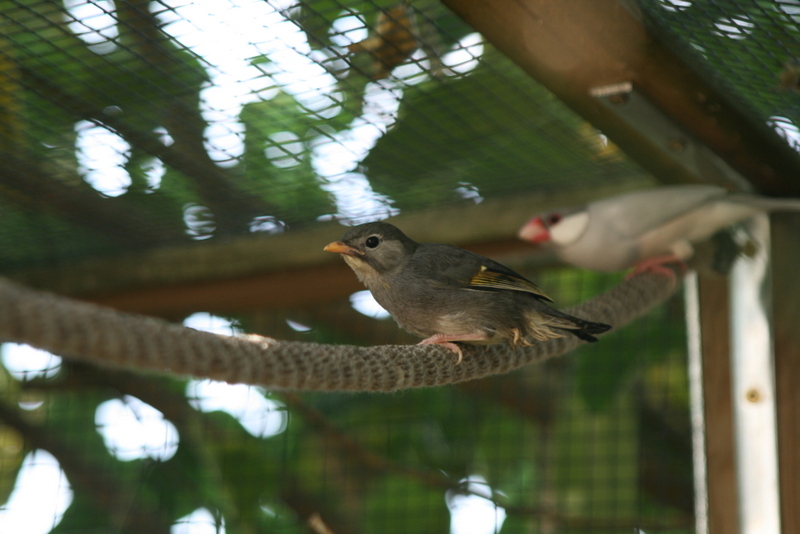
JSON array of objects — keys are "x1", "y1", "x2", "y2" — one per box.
[
  {"x1": 567, "y1": 323, "x2": 611, "y2": 342},
  {"x1": 728, "y1": 194, "x2": 800, "y2": 212},
  {"x1": 557, "y1": 316, "x2": 612, "y2": 343},
  {"x1": 525, "y1": 309, "x2": 611, "y2": 343}
]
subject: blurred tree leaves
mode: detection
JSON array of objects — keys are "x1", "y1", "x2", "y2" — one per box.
[
  {"x1": 0, "y1": 0, "x2": 652, "y2": 270},
  {"x1": 637, "y1": 0, "x2": 800, "y2": 135},
  {"x1": 239, "y1": 91, "x2": 336, "y2": 221},
  {"x1": 0, "y1": 282, "x2": 694, "y2": 533},
  {"x1": 294, "y1": 0, "x2": 469, "y2": 53},
  {"x1": 0, "y1": 1, "x2": 694, "y2": 531},
  {"x1": 361, "y1": 46, "x2": 648, "y2": 211},
  {"x1": 575, "y1": 289, "x2": 688, "y2": 413}
]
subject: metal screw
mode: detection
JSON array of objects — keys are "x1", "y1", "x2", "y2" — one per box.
[
  {"x1": 741, "y1": 239, "x2": 758, "y2": 258},
  {"x1": 608, "y1": 93, "x2": 629, "y2": 106},
  {"x1": 746, "y1": 388, "x2": 761, "y2": 403},
  {"x1": 667, "y1": 138, "x2": 686, "y2": 152}
]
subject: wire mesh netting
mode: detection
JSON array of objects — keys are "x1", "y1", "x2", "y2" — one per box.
[
  {"x1": 636, "y1": 0, "x2": 800, "y2": 151},
  {"x1": 5, "y1": 0, "x2": 799, "y2": 532},
  {"x1": 0, "y1": 0, "x2": 656, "y2": 272},
  {"x1": 0, "y1": 267, "x2": 695, "y2": 533}
]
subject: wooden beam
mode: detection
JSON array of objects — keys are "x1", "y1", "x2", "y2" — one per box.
[
  {"x1": 771, "y1": 213, "x2": 800, "y2": 533},
  {"x1": 7, "y1": 179, "x2": 649, "y2": 314},
  {"x1": 442, "y1": 0, "x2": 800, "y2": 195},
  {"x1": 82, "y1": 237, "x2": 553, "y2": 316}
]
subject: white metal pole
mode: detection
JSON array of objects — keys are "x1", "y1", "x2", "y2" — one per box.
[
  {"x1": 729, "y1": 214, "x2": 781, "y2": 534},
  {"x1": 684, "y1": 271, "x2": 708, "y2": 534}
]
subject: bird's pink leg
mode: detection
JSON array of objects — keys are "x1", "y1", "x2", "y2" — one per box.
[
  {"x1": 417, "y1": 333, "x2": 489, "y2": 365},
  {"x1": 626, "y1": 255, "x2": 687, "y2": 281}
]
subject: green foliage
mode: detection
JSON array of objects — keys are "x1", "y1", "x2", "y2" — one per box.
[
  {"x1": 0, "y1": 366, "x2": 24, "y2": 507},
  {"x1": 239, "y1": 92, "x2": 336, "y2": 222},
  {"x1": 363, "y1": 475, "x2": 450, "y2": 533},
  {"x1": 0, "y1": 1, "x2": 697, "y2": 530},
  {"x1": 0, "y1": 300, "x2": 694, "y2": 533},
  {"x1": 294, "y1": 0, "x2": 470, "y2": 51},
  {"x1": 360, "y1": 47, "x2": 648, "y2": 211},
  {"x1": 639, "y1": 0, "x2": 800, "y2": 134},
  {"x1": 575, "y1": 294, "x2": 688, "y2": 413},
  {"x1": 553, "y1": 387, "x2": 640, "y2": 521}
]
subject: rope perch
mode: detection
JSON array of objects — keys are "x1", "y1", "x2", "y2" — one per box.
[{"x1": 0, "y1": 272, "x2": 679, "y2": 392}]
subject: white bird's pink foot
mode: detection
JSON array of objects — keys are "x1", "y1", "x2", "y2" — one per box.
[{"x1": 626, "y1": 255, "x2": 687, "y2": 282}]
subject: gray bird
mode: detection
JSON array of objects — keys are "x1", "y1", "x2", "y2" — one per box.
[
  {"x1": 518, "y1": 185, "x2": 800, "y2": 273},
  {"x1": 325, "y1": 222, "x2": 611, "y2": 363}
]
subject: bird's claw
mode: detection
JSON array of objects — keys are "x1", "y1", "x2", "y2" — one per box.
[
  {"x1": 418, "y1": 335, "x2": 465, "y2": 365},
  {"x1": 627, "y1": 256, "x2": 687, "y2": 282},
  {"x1": 508, "y1": 328, "x2": 533, "y2": 347}
]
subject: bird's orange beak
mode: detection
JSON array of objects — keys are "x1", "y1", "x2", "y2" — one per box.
[
  {"x1": 518, "y1": 216, "x2": 551, "y2": 244},
  {"x1": 324, "y1": 241, "x2": 363, "y2": 256}
]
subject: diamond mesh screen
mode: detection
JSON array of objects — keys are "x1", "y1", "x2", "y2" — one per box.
[
  {"x1": 636, "y1": 0, "x2": 800, "y2": 152},
  {"x1": 10, "y1": 0, "x2": 788, "y2": 532},
  {"x1": 0, "y1": 0, "x2": 652, "y2": 271}
]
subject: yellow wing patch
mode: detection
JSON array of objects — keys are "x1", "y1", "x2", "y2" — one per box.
[{"x1": 469, "y1": 266, "x2": 554, "y2": 302}]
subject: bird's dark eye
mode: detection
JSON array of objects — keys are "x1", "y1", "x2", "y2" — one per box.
[
  {"x1": 547, "y1": 213, "x2": 562, "y2": 225},
  {"x1": 365, "y1": 235, "x2": 381, "y2": 249}
]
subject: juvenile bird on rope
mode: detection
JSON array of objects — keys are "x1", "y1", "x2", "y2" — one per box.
[
  {"x1": 325, "y1": 222, "x2": 611, "y2": 364},
  {"x1": 518, "y1": 185, "x2": 800, "y2": 275}
]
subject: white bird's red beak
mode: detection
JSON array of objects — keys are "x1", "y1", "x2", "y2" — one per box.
[{"x1": 517, "y1": 216, "x2": 551, "y2": 244}]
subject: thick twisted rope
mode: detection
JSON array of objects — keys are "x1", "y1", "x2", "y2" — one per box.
[{"x1": 0, "y1": 271, "x2": 678, "y2": 391}]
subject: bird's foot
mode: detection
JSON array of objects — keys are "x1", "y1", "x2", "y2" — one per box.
[
  {"x1": 417, "y1": 333, "x2": 488, "y2": 365},
  {"x1": 626, "y1": 256, "x2": 687, "y2": 282},
  {"x1": 509, "y1": 328, "x2": 532, "y2": 347},
  {"x1": 420, "y1": 339, "x2": 463, "y2": 364}
]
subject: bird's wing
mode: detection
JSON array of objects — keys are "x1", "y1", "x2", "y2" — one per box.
[
  {"x1": 594, "y1": 185, "x2": 728, "y2": 239},
  {"x1": 418, "y1": 245, "x2": 554, "y2": 302},
  {"x1": 467, "y1": 265, "x2": 554, "y2": 302}
]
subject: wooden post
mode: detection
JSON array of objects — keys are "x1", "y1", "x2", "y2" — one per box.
[
  {"x1": 771, "y1": 213, "x2": 800, "y2": 533},
  {"x1": 696, "y1": 272, "x2": 739, "y2": 534}
]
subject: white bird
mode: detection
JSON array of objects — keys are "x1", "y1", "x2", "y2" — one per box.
[{"x1": 518, "y1": 185, "x2": 800, "y2": 273}]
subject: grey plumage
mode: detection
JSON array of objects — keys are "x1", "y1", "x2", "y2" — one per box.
[
  {"x1": 519, "y1": 185, "x2": 800, "y2": 272},
  {"x1": 325, "y1": 222, "x2": 610, "y2": 361}
]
